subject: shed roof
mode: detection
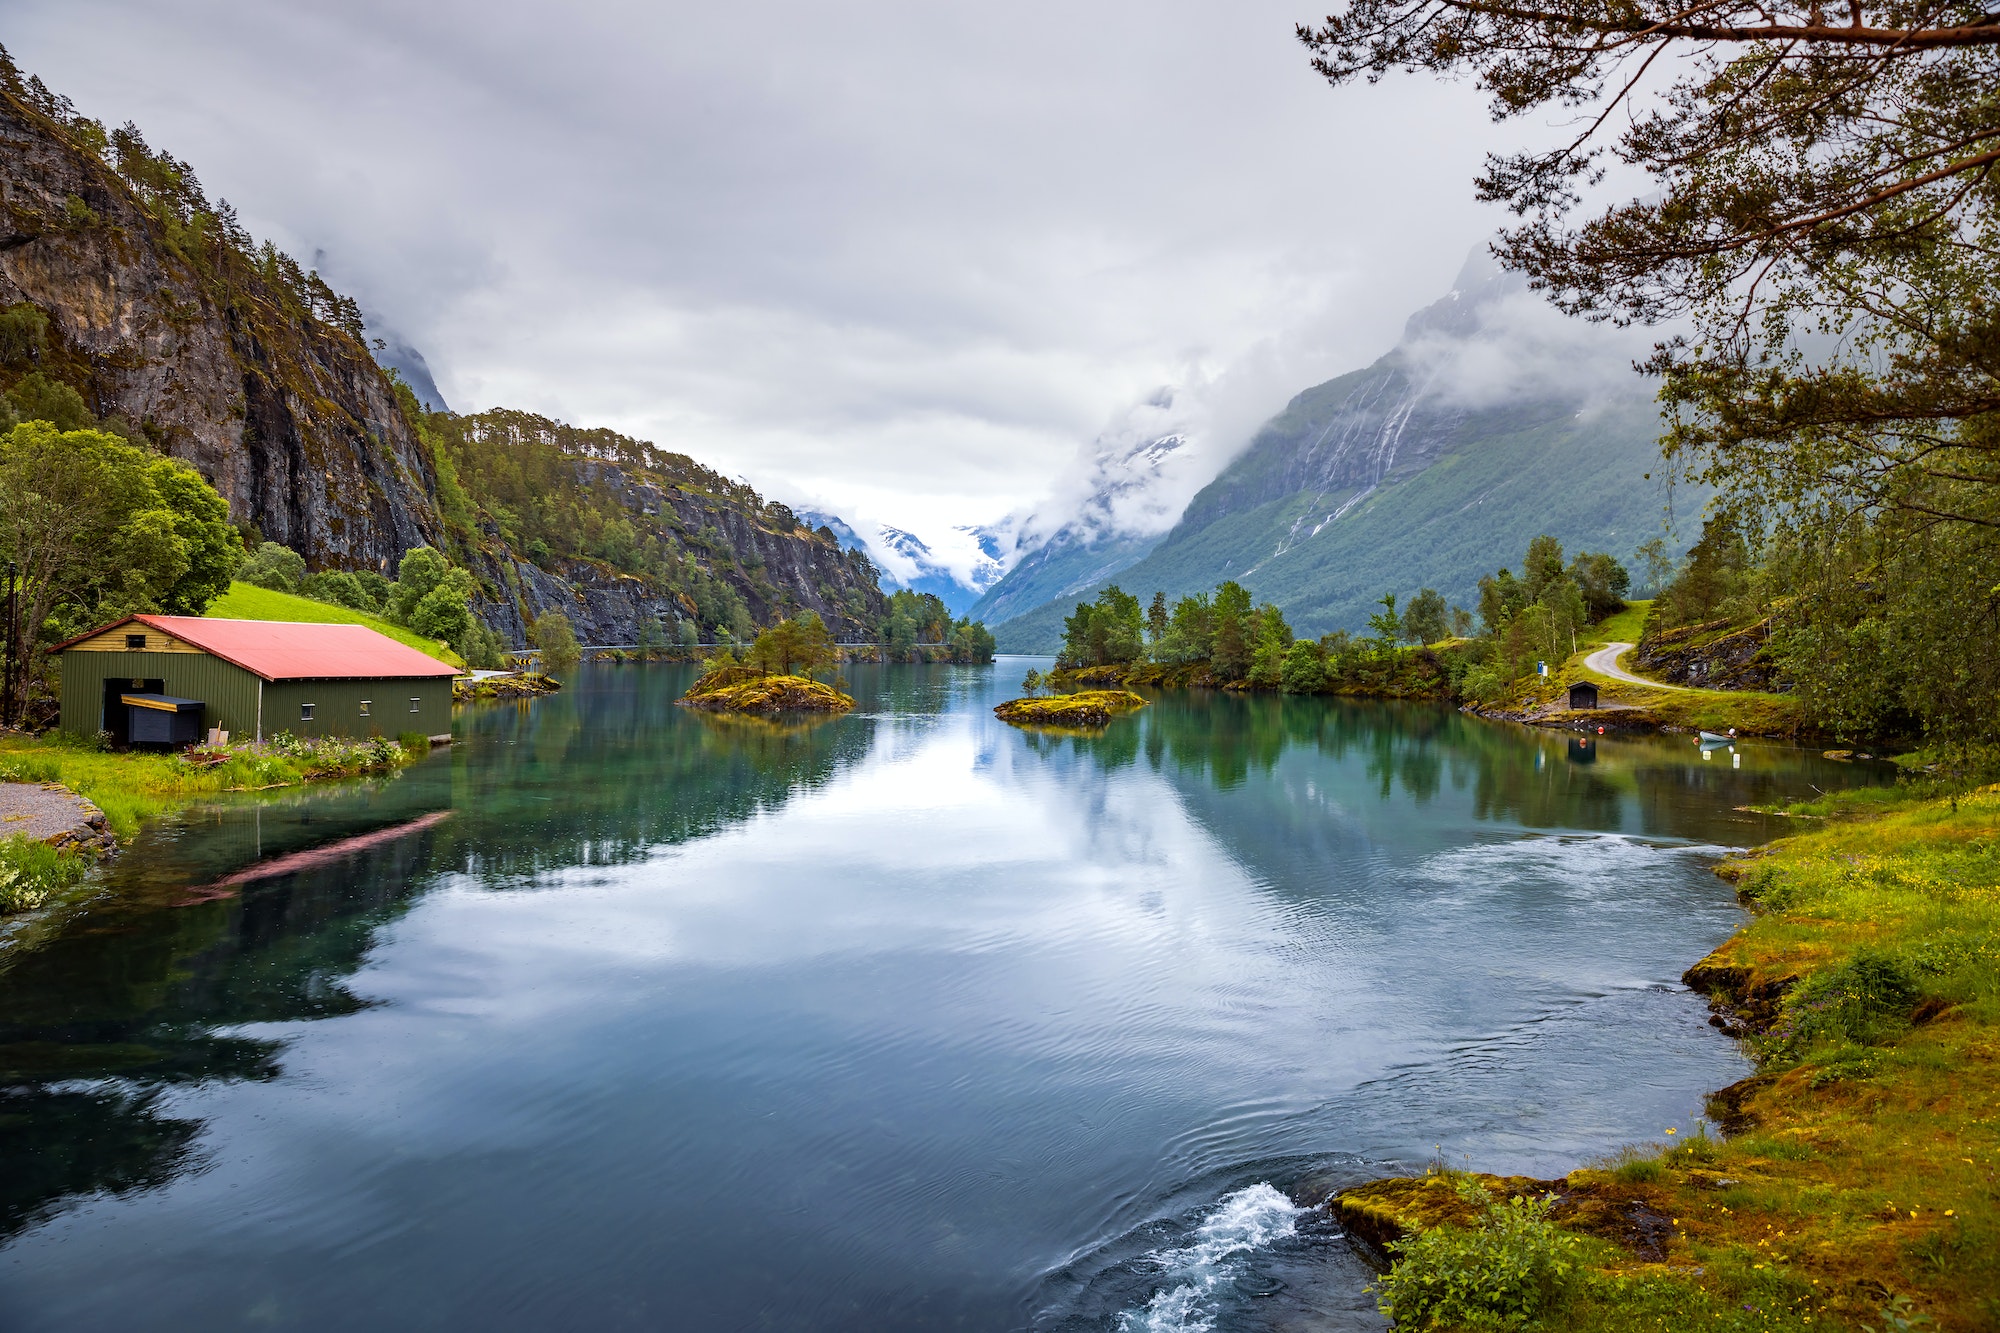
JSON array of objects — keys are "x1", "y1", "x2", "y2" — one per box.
[{"x1": 57, "y1": 615, "x2": 460, "y2": 682}]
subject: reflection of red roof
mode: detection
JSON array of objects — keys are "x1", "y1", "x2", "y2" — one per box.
[{"x1": 56, "y1": 615, "x2": 460, "y2": 681}]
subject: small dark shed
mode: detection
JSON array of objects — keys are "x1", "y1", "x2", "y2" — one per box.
[
  {"x1": 1567, "y1": 681, "x2": 1600, "y2": 710},
  {"x1": 122, "y1": 693, "x2": 205, "y2": 746}
]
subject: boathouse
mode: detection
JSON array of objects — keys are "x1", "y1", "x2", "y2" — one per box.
[
  {"x1": 1567, "y1": 680, "x2": 1600, "y2": 710},
  {"x1": 55, "y1": 615, "x2": 458, "y2": 746}
]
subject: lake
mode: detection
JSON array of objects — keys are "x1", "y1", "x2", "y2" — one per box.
[{"x1": 0, "y1": 662, "x2": 1886, "y2": 1331}]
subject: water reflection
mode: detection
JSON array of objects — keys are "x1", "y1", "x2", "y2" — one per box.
[{"x1": 0, "y1": 664, "x2": 1890, "y2": 1332}]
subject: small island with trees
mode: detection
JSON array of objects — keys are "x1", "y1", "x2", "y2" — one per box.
[{"x1": 676, "y1": 613, "x2": 855, "y2": 715}]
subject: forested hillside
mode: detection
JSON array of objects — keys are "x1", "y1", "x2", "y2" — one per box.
[
  {"x1": 992, "y1": 269, "x2": 1683, "y2": 650},
  {"x1": 0, "y1": 51, "x2": 888, "y2": 650}
]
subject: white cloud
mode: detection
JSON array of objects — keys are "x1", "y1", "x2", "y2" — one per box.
[{"x1": 7, "y1": 0, "x2": 1532, "y2": 531}]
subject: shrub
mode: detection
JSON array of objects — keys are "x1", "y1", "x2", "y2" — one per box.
[
  {"x1": 1280, "y1": 639, "x2": 1328, "y2": 694},
  {"x1": 237, "y1": 542, "x2": 307, "y2": 594},
  {"x1": 1763, "y1": 947, "x2": 1923, "y2": 1062},
  {"x1": 1375, "y1": 1178, "x2": 1579, "y2": 1330},
  {"x1": 0, "y1": 834, "x2": 92, "y2": 914},
  {"x1": 397, "y1": 731, "x2": 430, "y2": 754}
]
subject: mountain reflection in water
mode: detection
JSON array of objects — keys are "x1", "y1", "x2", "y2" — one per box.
[{"x1": 0, "y1": 663, "x2": 1887, "y2": 1332}]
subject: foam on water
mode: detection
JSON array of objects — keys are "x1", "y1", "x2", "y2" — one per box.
[{"x1": 1115, "y1": 1183, "x2": 1305, "y2": 1333}]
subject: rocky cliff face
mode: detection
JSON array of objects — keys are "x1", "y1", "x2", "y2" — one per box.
[
  {"x1": 468, "y1": 455, "x2": 887, "y2": 647},
  {"x1": 0, "y1": 83, "x2": 446, "y2": 572},
  {"x1": 0, "y1": 68, "x2": 889, "y2": 648}
]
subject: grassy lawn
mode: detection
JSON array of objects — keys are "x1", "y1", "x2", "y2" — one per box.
[
  {"x1": 206, "y1": 583, "x2": 464, "y2": 669},
  {"x1": 1342, "y1": 780, "x2": 2000, "y2": 1331},
  {"x1": 1582, "y1": 599, "x2": 1652, "y2": 648}
]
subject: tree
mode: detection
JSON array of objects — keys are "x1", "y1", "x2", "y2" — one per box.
[
  {"x1": 1209, "y1": 582, "x2": 1255, "y2": 680},
  {"x1": 238, "y1": 542, "x2": 306, "y2": 594},
  {"x1": 1146, "y1": 590, "x2": 1169, "y2": 642},
  {"x1": 1280, "y1": 638, "x2": 1328, "y2": 693},
  {"x1": 749, "y1": 612, "x2": 835, "y2": 676},
  {"x1": 389, "y1": 546, "x2": 453, "y2": 623},
  {"x1": 1450, "y1": 606, "x2": 1475, "y2": 638},
  {"x1": 1566, "y1": 552, "x2": 1631, "y2": 620},
  {"x1": 1477, "y1": 569, "x2": 1526, "y2": 635},
  {"x1": 1633, "y1": 538, "x2": 1677, "y2": 598},
  {"x1": 1520, "y1": 536, "x2": 1567, "y2": 607},
  {"x1": 1021, "y1": 667, "x2": 1044, "y2": 697},
  {"x1": 1403, "y1": 587, "x2": 1449, "y2": 644},
  {"x1": 530, "y1": 609, "x2": 581, "y2": 676},
  {"x1": 1298, "y1": 0, "x2": 2000, "y2": 503},
  {"x1": 884, "y1": 610, "x2": 917, "y2": 662},
  {"x1": 0, "y1": 423, "x2": 242, "y2": 716},
  {"x1": 1059, "y1": 585, "x2": 1145, "y2": 667},
  {"x1": 948, "y1": 617, "x2": 997, "y2": 664},
  {"x1": 1367, "y1": 593, "x2": 1403, "y2": 656},
  {"x1": 1653, "y1": 512, "x2": 1754, "y2": 628},
  {"x1": 5, "y1": 373, "x2": 90, "y2": 431},
  {"x1": 1247, "y1": 605, "x2": 1293, "y2": 688}
]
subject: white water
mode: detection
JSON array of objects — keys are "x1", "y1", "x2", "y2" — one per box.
[{"x1": 1117, "y1": 1184, "x2": 1309, "y2": 1333}]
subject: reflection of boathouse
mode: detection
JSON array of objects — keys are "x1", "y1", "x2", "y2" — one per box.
[{"x1": 1566, "y1": 736, "x2": 1596, "y2": 765}]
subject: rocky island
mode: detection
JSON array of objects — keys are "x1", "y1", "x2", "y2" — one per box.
[
  {"x1": 677, "y1": 666, "x2": 854, "y2": 715},
  {"x1": 993, "y1": 689, "x2": 1148, "y2": 728}
]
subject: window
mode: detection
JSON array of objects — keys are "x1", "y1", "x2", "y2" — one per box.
[
  {"x1": 410, "y1": 697, "x2": 421, "y2": 713},
  {"x1": 124, "y1": 633, "x2": 146, "y2": 650},
  {"x1": 300, "y1": 703, "x2": 315, "y2": 721},
  {"x1": 359, "y1": 700, "x2": 372, "y2": 717}
]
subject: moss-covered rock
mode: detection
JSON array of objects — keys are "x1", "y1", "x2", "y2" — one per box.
[
  {"x1": 993, "y1": 690, "x2": 1148, "y2": 728},
  {"x1": 677, "y1": 669, "x2": 853, "y2": 715}
]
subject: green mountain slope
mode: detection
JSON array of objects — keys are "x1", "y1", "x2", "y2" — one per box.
[
  {"x1": 968, "y1": 528, "x2": 1163, "y2": 631},
  {"x1": 993, "y1": 274, "x2": 1690, "y2": 651}
]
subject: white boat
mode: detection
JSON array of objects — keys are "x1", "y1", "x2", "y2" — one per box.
[{"x1": 1699, "y1": 730, "x2": 1735, "y2": 747}]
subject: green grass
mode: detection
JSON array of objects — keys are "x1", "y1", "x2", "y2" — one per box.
[
  {"x1": 1342, "y1": 783, "x2": 2000, "y2": 1331},
  {"x1": 1584, "y1": 599, "x2": 1651, "y2": 647},
  {"x1": 206, "y1": 583, "x2": 464, "y2": 668},
  {"x1": 0, "y1": 835, "x2": 94, "y2": 913},
  {"x1": 0, "y1": 731, "x2": 421, "y2": 840}
]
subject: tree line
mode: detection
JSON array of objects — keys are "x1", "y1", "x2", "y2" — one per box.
[{"x1": 1051, "y1": 536, "x2": 1629, "y2": 699}]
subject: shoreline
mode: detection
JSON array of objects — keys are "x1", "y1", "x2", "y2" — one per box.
[
  {"x1": 1323, "y1": 779, "x2": 1999, "y2": 1331},
  {"x1": 0, "y1": 730, "x2": 443, "y2": 952}
]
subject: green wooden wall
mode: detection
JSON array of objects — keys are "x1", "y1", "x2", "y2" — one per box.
[
  {"x1": 261, "y1": 678, "x2": 452, "y2": 740},
  {"x1": 60, "y1": 651, "x2": 263, "y2": 739},
  {"x1": 60, "y1": 651, "x2": 455, "y2": 742}
]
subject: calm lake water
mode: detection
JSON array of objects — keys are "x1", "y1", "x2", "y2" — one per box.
[{"x1": 0, "y1": 662, "x2": 1888, "y2": 1331}]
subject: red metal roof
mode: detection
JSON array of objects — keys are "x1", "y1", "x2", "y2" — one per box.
[{"x1": 57, "y1": 615, "x2": 460, "y2": 681}]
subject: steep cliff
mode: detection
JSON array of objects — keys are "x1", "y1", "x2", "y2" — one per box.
[
  {"x1": 0, "y1": 55, "x2": 889, "y2": 648},
  {"x1": 0, "y1": 68, "x2": 445, "y2": 571},
  {"x1": 432, "y1": 410, "x2": 887, "y2": 645}
]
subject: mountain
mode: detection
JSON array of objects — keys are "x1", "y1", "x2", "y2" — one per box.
[
  {"x1": 970, "y1": 403, "x2": 1213, "y2": 632},
  {"x1": 990, "y1": 261, "x2": 1685, "y2": 651},
  {"x1": 372, "y1": 334, "x2": 451, "y2": 412},
  {"x1": 794, "y1": 509, "x2": 1003, "y2": 615},
  {"x1": 875, "y1": 525, "x2": 1003, "y2": 614},
  {"x1": 0, "y1": 56, "x2": 887, "y2": 648}
]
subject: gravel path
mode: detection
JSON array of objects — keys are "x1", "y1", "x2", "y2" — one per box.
[
  {"x1": 1583, "y1": 642, "x2": 1693, "y2": 691},
  {"x1": 0, "y1": 782, "x2": 111, "y2": 847}
]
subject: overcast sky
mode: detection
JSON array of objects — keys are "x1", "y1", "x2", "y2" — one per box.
[{"x1": 7, "y1": 0, "x2": 1534, "y2": 540}]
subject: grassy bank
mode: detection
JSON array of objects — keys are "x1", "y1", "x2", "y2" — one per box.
[
  {"x1": 0, "y1": 730, "x2": 429, "y2": 840},
  {"x1": 206, "y1": 582, "x2": 465, "y2": 668},
  {"x1": 1338, "y1": 780, "x2": 2000, "y2": 1331}
]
